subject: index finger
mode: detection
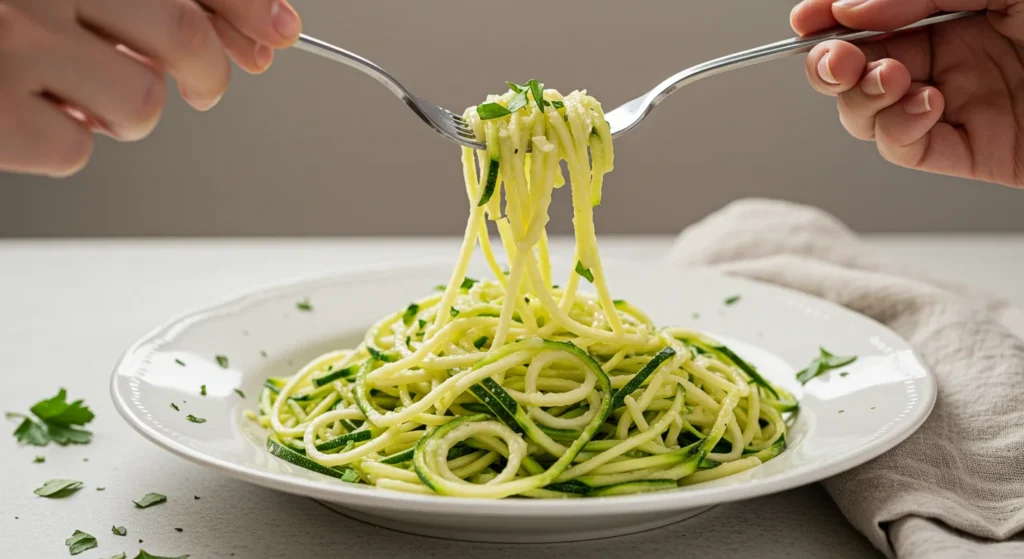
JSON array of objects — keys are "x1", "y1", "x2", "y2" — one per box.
[
  {"x1": 200, "y1": 0, "x2": 302, "y2": 49},
  {"x1": 791, "y1": 0, "x2": 840, "y2": 36}
]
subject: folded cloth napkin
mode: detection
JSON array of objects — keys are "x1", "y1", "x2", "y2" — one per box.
[{"x1": 665, "y1": 199, "x2": 1024, "y2": 559}]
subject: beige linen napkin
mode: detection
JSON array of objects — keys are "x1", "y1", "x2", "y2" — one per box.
[{"x1": 665, "y1": 199, "x2": 1024, "y2": 559}]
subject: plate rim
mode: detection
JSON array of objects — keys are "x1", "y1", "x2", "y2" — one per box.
[{"x1": 110, "y1": 258, "x2": 937, "y2": 516}]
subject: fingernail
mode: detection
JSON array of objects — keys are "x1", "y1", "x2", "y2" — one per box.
[
  {"x1": 904, "y1": 89, "x2": 932, "y2": 115},
  {"x1": 182, "y1": 88, "x2": 223, "y2": 112},
  {"x1": 817, "y1": 52, "x2": 840, "y2": 85},
  {"x1": 254, "y1": 44, "x2": 274, "y2": 68},
  {"x1": 861, "y1": 67, "x2": 885, "y2": 95},
  {"x1": 271, "y1": 1, "x2": 301, "y2": 41},
  {"x1": 834, "y1": 0, "x2": 870, "y2": 8}
]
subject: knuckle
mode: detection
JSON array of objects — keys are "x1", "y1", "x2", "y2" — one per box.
[
  {"x1": 173, "y1": 2, "x2": 212, "y2": 59},
  {"x1": 48, "y1": 127, "x2": 94, "y2": 177}
]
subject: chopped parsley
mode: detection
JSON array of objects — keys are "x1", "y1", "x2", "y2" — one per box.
[
  {"x1": 551, "y1": 100, "x2": 565, "y2": 109},
  {"x1": 574, "y1": 261, "x2": 594, "y2": 283},
  {"x1": 215, "y1": 355, "x2": 229, "y2": 368},
  {"x1": 133, "y1": 492, "x2": 167, "y2": 508},
  {"x1": 233, "y1": 389, "x2": 245, "y2": 398},
  {"x1": 476, "y1": 102, "x2": 511, "y2": 120},
  {"x1": 417, "y1": 319, "x2": 427, "y2": 330},
  {"x1": 839, "y1": 372, "x2": 850, "y2": 378},
  {"x1": 473, "y1": 336, "x2": 489, "y2": 350},
  {"x1": 34, "y1": 455, "x2": 44, "y2": 463},
  {"x1": 200, "y1": 385, "x2": 207, "y2": 397},
  {"x1": 194, "y1": 495, "x2": 200, "y2": 500},
  {"x1": 96, "y1": 487, "x2": 105, "y2": 491},
  {"x1": 66, "y1": 530, "x2": 98, "y2": 555},
  {"x1": 174, "y1": 528, "x2": 183, "y2": 533},
  {"x1": 112, "y1": 526, "x2": 127, "y2": 536},
  {"x1": 296, "y1": 298, "x2": 313, "y2": 312},
  {"x1": 7, "y1": 388, "x2": 95, "y2": 447},
  {"x1": 796, "y1": 348, "x2": 858, "y2": 385},
  {"x1": 724, "y1": 295, "x2": 742, "y2": 306},
  {"x1": 506, "y1": 81, "x2": 524, "y2": 93},
  {"x1": 135, "y1": 551, "x2": 190, "y2": 559},
  {"x1": 402, "y1": 303, "x2": 420, "y2": 325},
  {"x1": 259, "y1": 350, "x2": 268, "y2": 358},
  {"x1": 527, "y1": 79, "x2": 548, "y2": 111},
  {"x1": 175, "y1": 359, "x2": 185, "y2": 367},
  {"x1": 692, "y1": 312, "x2": 701, "y2": 319},
  {"x1": 449, "y1": 307, "x2": 460, "y2": 317},
  {"x1": 170, "y1": 403, "x2": 179, "y2": 411},
  {"x1": 101, "y1": 554, "x2": 126, "y2": 559},
  {"x1": 186, "y1": 415, "x2": 206, "y2": 424},
  {"x1": 461, "y1": 277, "x2": 479, "y2": 290},
  {"x1": 35, "y1": 479, "x2": 83, "y2": 497},
  {"x1": 505, "y1": 88, "x2": 529, "y2": 113}
]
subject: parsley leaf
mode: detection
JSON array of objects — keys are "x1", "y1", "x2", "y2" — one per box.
[
  {"x1": 135, "y1": 550, "x2": 190, "y2": 559},
  {"x1": 296, "y1": 298, "x2": 313, "y2": 312},
  {"x1": 47, "y1": 424, "x2": 92, "y2": 445},
  {"x1": 477, "y1": 102, "x2": 511, "y2": 120},
  {"x1": 11, "y1": 416, "x2": 50, "y2": 446},
  {"x1": 449, "y1": 307, "x2": 460, "y2": 318},
  {"x1": 66, "y1": 530, "x2": 98, "y2": 556},
  {"x1": 402, "y1": 303, "x2": 420, "y2": 326},
  {"x1": 133, "y1": 492, "x2": 167, "y2": 508},
  {"x1": 35, "y1": 479, "x2": 83, "y2": 498},
  {"x1": 186, "y1": 415, "x2": 206, "y2": 424},
  {"x1": 473, "y1": 336, "x2": 489, "y2": 350},
  {"x1": 506, "y1": 81, "x2": 524, "y2": 93},
  {"x1": 505, "y1": 90, "x2": 529, "y2": 114},
  {"x1": 175, "y1": 359, "x2": 186, "y2": 367},
  {"x1": 551, "y1": 100, "x2": 565, "y2": 109},
  {"x1": 112, "y1": 526, "x2": 127, "y2": 536},
  {"x1": 215, "y1": 355, "x2": 229, "y2": 369},
  {"x1": 417, "y1": 319, "x2": 427, "y2": 330},
  {"x1": 34, "y1": 455, "x2": 45, "y2": 463},
  {"x1": 574, "y1": 261, "x2": 594, "y2": 283},
  {"x1": 30, "y1": 388, "x2": 95, "y2": 427},
  {"x1": 797, "y1": 348, "x2": 858, "y2": 385},
  {"x1": 460, "y1": 277, "x2": 479, "y2": 290},
  {"x1": 170, "y1": 403, "x2": 179, "y2": 411},
  {"x1": 724, "y1": 295, "x2": 742, "y2": 306},
  {"x1": 527, "y1": 79, "x2": 547, "y2": 111},
  {"x1": 200, "y1": 385, "x2": 207, "y2": 397},
  {"x1": 233, "y1": 388, "x2": 245, "y2": 398}
]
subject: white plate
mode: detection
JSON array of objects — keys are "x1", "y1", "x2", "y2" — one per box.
[{"x1": 111, "y1": 259, "x2": 935, "y2": 543}]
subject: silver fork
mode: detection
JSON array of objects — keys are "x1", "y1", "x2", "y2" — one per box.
[{"x1": 293, "y1": 11, "x2": 977, "y2": 149}]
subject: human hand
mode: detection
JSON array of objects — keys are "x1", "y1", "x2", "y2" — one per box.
[
  {"x1": 792, "y1": 0, "x2": 1023, "y2": 188},
  {"x1": 0, "y1": 0, "x2": 302, "y2": 177}
]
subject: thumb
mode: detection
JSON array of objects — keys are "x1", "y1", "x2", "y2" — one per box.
[{"x1": 830, "y1": 0, "x2": 1005, "y2": 30}]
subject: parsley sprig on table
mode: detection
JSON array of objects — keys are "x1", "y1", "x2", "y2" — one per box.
[{"x1": 6, "y1": 388, "x2": 95, "y2": 446}]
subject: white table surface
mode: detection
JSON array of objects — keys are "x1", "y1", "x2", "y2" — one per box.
[{"x1": 3, "y1": 235, "x2": 1022, "y2": 559}]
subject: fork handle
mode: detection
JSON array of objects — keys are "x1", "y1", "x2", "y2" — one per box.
[
  {"x1": 647, "y1": 11, "x2": 980, "y2": 105},
  {"x1": 292, "y1": 35, "x2": 414, "y2": 102}
]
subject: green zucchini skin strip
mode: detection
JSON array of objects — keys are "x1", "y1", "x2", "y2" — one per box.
[
  {"x1": 413, "y1": 339, "x2": 613, "y2": 498},
  {"x1": 675, "y1": 334, "x2": 782, "y2": 400},
  {"x1": 379, "y1": 448, "x2": 416, "y2": 465},
  {"x1": 586, "y1": 480, "x2": 677, "y2": 497},
  {"x1": 611, "y1": 347, "x2": 676, "y2": 410},
  {"x1": 314, "y1": 429, "x2": 373, "y2": 452},
  {"x1": 312, "y1": 365, "x2": 360, "y2": 387},
  {"x1": 477, "y1": 159, "x2": 500, "y2": 207},
  {"x1": 267, "y1": 437, "x2": 347, "y2": 480}
]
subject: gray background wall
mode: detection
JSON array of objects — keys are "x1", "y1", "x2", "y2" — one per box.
[{"x1": 1, "y1": 0, "x2": 1021, "y2": 236}]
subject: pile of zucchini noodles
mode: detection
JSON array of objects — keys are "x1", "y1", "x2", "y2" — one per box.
[{"x1": 253, "y1": 83, "x2": 797, "y2": 498}]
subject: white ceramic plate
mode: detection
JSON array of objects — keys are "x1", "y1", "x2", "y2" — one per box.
[{"x1": 111, "y1": 259, "x2": 935, "y2": 543}]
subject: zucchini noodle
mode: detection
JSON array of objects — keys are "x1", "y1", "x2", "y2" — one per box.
[{"x1": 255, "y1": 83, "x2": 797, "y2": 498}]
